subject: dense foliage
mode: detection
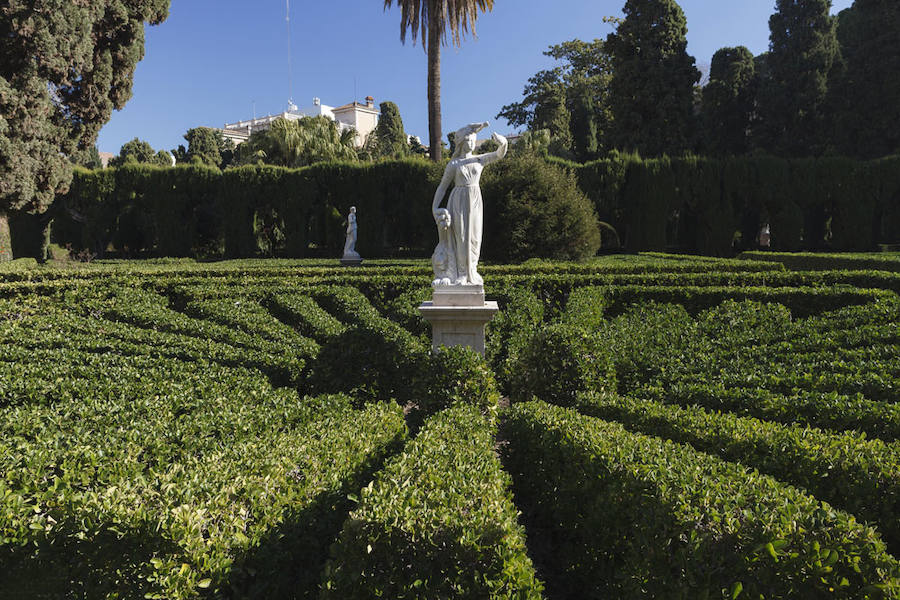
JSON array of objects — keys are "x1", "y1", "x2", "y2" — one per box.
[
  {"x1": 757, "y1": 0, "x2": 838, "y2": 156},
  {"x1": 0, "y1": 0, "x2": 170, "y2": 259},
  {"x1": 500, "y1": 0, "x2": 897, "y2": 162},
  {"x1": 43, "y1": 152, "x2": 900, "y2": 262},
  {"x1": 235, "y1": 117, "x2": 357, "y2": 168},
  {"x1": 109, "y1": 138, "x2": 172, "y2": 168},
  {"x1": 481, "y1": 155, "x2": 602, "y2": 261},
  {"x1": 700, "y1": 46, "x2": 757, "y2": 155},
  {"x1": 830, "y1": 0, "x2": 900, "y2": 158},
  {"x1": 603, "y1": 0, "x2": 700, "y2": 156},
  {"x1": 497, "y1": 39, "x2": 612, "y2": 162},
  {"x1": 368, "y1": 101, "x2": 410, "y2": 158},
  {"x1": 172, "y1": 127, "x2": 234, "y2": 169},
  {"x1": 0, "y1": 254, "x2": 898, "y2": 597}
]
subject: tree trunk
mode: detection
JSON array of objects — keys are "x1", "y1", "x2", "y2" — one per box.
[
  {"x1": 0, "y1": 210, "x2": 11, "y2": 262},
  {"x1": 427, "y1": 8, "x2": 443, "y2": 163}
]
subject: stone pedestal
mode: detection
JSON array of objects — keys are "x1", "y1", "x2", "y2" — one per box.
[
  {"x1": 340, "y1": 257, "x2": 362, "y2": 266},
  {"x1": 418, "y1": 285, "x2": 498, "y2": 355}
]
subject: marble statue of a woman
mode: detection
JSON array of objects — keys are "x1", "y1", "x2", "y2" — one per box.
[
  {"x1": 342, "y1": 206, "x2": 360, "y2": 261},
  {"x1": 431, "y1": 122, "x2": 507, "y2": 286}
]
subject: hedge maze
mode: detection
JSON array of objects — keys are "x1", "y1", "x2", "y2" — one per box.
[{"x1": 1, "y1": 254, "x2": 899, "y2": 598}]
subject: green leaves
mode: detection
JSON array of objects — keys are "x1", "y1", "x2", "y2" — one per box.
[
  {"x1": 503, "y1": 401, "x2": 900, "y2": 599},
  {"x1": 322, "y1": 404, "x2": 543, "y2": 598}
]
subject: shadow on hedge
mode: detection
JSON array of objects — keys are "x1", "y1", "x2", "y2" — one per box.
[{"x1": 0, "y1": 525, "x2": 181, "y2": 600}]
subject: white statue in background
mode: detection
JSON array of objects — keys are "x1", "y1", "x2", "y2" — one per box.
[
  {"x1": 342, "y1": 206, "x2": 360, "y2": 261},
  {"x1": 431, "y1": 122, "x2": 507, "y2": 286}
]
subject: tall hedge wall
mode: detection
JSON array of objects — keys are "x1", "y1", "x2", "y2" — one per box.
[
  {"x1": 50, "y1": 154, "x2": 900, "y2": 259},
  {"x1": 573, "y1": 154, "x2": 900, "y2": 253}
]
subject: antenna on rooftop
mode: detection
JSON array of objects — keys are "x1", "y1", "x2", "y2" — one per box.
[{"x1": 286, "y1": 0, "x2": 294, "y2": 110}]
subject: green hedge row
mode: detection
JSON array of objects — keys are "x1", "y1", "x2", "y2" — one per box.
[
  {"x1": 267, "y1": 292, "x2": 348, "y2": 344},
  {"x1": 497, "y1": 279, "x2": 895, "y2": 317},
  {"x1": 739, "y1": 251, "x2": 900, "y2": 272},
  {"x1": 51, "y1": 154, "x2": 900, "y2": 259},
  {"x1": 511, "y1": 295, "x2": 900, "y2": 439},
  {"x1": 54, "y1": 161, "x2": 440, "y2": 259},
  {"x1": 572, "y1": 154, "x2": 900, "y2": 252},
  {"x1": 81, "y1": 287, "x2": 311, "y2": 387},
  {"x1": 501, "y1": 400, "x2": 900, "y2": 599},
  {"x1": 574, "y1": 391, "x2": 900, "y2": 552},
  {"x1": 0, "y1": 254, "x2": 789, "y2": 283},
  {"x1": 0, "y1": 355, "x2": 407, "y2": 600},
  {"x1": 182, "y1": 296, "x2": 319, "y2": 356},
  {"x1": 639, "y1": 382, "x2": 900, "y2": 443},
  {"x1": 321, "y1": 404, "x2": 543, "y2": 598}
]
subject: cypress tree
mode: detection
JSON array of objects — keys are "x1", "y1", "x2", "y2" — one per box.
[
  {"x1": 570, "y1": 88, "x2": 600, "y2": 161},
  {"x1": 535, "y1": 85, "x2": 574, "y2": 159},
  {"x1": 110, "y1": 138, "x2": 160, "y2": 168},
  {"x1": 757, "y1": 0, "x2": 838, "y2": 156},
  {"x1": 605, "y1": 0, "x2": 700, "y2": 157},
  {"x1": 374, "y1": 101, "x2": 410, "y2": 157},
  {"x1": 179, "y1": 127, "x2": 231, "y2": 168},
  {"x1": 0, "y1": 1, "x2": 170, "y2": 260},
  {"x1": 700, "y1": 46, "x2": 757, "y2": 155},
  {"x1": 830, "y1": 0, "x2": 900, "y2": 158}
]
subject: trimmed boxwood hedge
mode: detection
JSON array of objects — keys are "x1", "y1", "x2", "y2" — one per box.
[
  {"x1": 47, "y1": 154, "x2": 900, "y2": 261},
  {"x1": 502, "y1": 400, "x2": 900, "y2": 599},
  {"x1": 574, "y1": 390, "x2": 900, "y2": 552},
  {"x1": 321, "y1": 404, "x2": 543, "y2": 598}
]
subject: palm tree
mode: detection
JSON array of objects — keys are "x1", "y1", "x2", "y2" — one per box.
[
  {"x1": 383, "y1": 0, "x2": 494, "y2": 162},
  {"x1": 236, "y1": 117, "x2": 357, "y2": 167}
]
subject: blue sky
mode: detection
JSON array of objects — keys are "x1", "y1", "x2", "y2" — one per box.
[{"x1": 96, "y1": 0, "x2": 854, "y2": 155}]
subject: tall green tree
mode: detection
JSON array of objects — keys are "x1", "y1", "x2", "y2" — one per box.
[
  {"x1": 830, "y1": 1, "x2": 900, "y2": 158},
  {"x1": 71, "y1": 145, "x2": 104, "y2": 170},
  {"x1": 173, "y1": 127, "x2": 234, "y2": 168},
  {"x1": 605, "y1": 0, "x2": 700, "y2": 157},
  {"x1": 235, "y1": 116, "x2": 357, "y2": 168},
  {"x1": 498, "y1": 39, "x2": 612, "y2": 162},
  {"x1": 383, "y1": 0, "x2": 494, "y2": 163},
  {"x1": 700, "y1": 46, "x2": 757, "y2": 155},
  {"x1": 756, "y1": 0, "x2": 838, "y2": 156},
  {"x1": 372, "y1": 101, "x2": 410, "y2": 157},
  {"x1": 0, "y1": 1, "x2": 170, "y2": 260},
  {"x1": 109, "y1": 138, "x2": 171, "y2": 167}
]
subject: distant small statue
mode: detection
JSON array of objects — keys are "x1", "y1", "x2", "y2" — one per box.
[
  {"x1": 431, "y1": 208, "x2": 457, "y2": 286},
  {"x1": 342, "y1": 206, "x2": 361, "y2": 263},
  {"x1": 759, "y1": 223, "x2": 771, "y2": 248},
  {"x1": 431, "y1": 121, "x2": 507, "y2": 286}
]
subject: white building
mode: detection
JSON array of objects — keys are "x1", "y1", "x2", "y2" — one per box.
[{"x1": 221, "y1": 96, "x2": 380, "y2": 148}]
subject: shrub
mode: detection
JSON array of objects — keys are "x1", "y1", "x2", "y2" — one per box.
[
  {"x1": 564, "y1": 300, "x2": 698, "y2": 393},
  {"x1": 307, "y1": 323, "x2": 427, "y2": 405},
  {"x1": 266, "y1": 293, "x2": 347, "y2": 343},
  {"x1": 511, "y1": 323, "x2": 616, "y2": 405},
  {"x1": 413, "y1": 345, "x2": 500, "y2": 417},
  {"x1": 482, "y1": 154, "x2": 602, "y2": 262},
  {"x1": 321, "y1": 404, "x2": 544, "y2": 599},
  {"x1": 558, "y1": 285, "x2": 609, "y2": 330},
  {"x1": 486, "y1": 285, "x2": 545, "y2": 392},
  {"x1": 575, "y1": 390, "x2": 900, "y2": 552},
  {"x1": 502, "y1": 401, "x2": 900, "y2": 599}
]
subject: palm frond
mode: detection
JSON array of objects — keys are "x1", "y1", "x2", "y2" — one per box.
[{"x1": 384, "y1": 0, "x2": 494, "y2": 47}]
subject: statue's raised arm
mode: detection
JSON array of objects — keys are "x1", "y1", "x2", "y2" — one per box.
[{"x1": 429, "y1": 121, "x2": 507, "y2": 287}]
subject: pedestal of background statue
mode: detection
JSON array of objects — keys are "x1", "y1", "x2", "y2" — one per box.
[
  {"x1": 340, "y1": 253, "x2": 362, "y2": 266},
  {"x1": 418, "y1": 285, "x2": 498, "y2": 355}
]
